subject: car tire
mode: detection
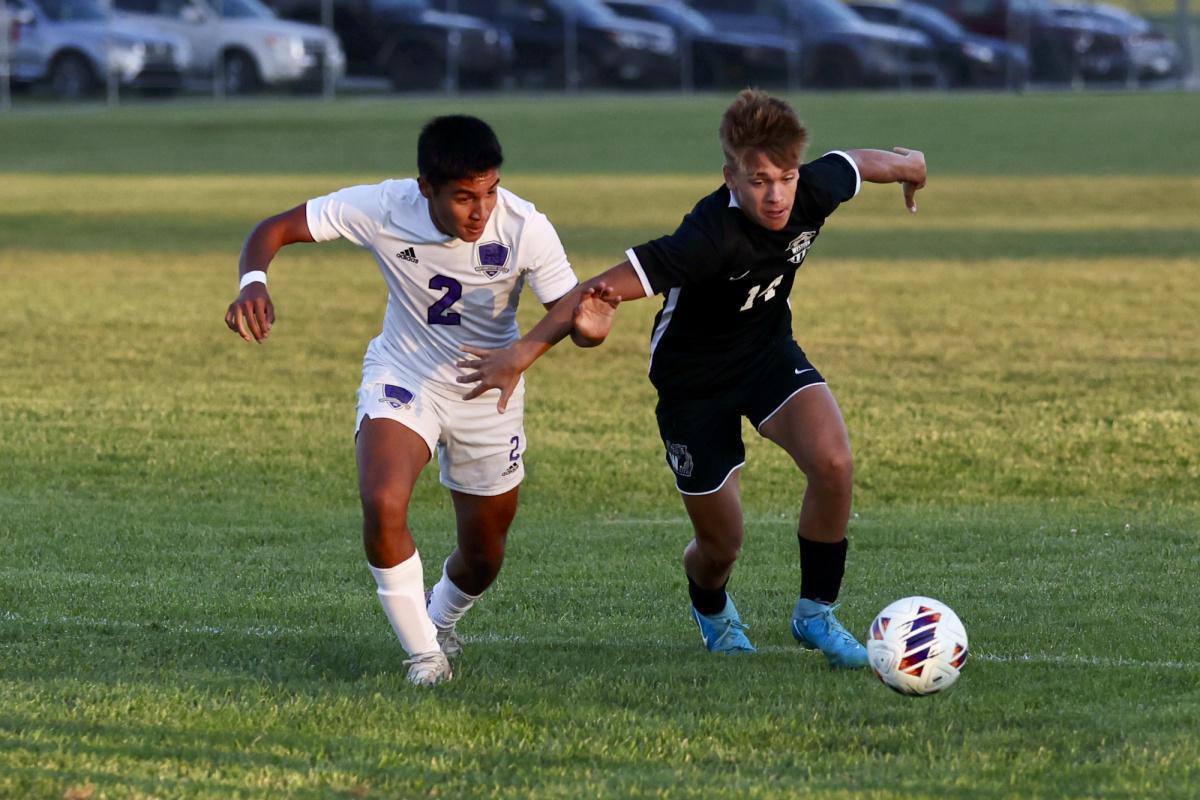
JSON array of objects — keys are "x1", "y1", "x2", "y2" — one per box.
[
  {"x1": 48, "y1": 52, "x2": 97, "y2": 101},
  {"x1": 575, "y1": 52, "x2": 602, "y2": 88},
  {"x1": 222, "y1": 50, "x2": 261, "y2": 95},
  {"x1": 1032, "y1": 40, "x2": 1071, "y2": 83}
]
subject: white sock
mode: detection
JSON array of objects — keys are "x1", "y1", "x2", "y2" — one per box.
[
  {"x1": 427, "y1": 558, "x2": 481, "y2": 629},
  {"x1": 368, "y1": 552, "x2": 439, "y2": 657}
]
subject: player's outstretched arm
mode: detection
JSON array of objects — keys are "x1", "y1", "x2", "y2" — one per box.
[
  {"x1": 846, "y1": 147, "x2": 927, "y2": 213},
  {"x1": 457, "y1": 261, "x2": 646, "y2": 412},
  {"x1": 225, "y1": 204, "x2": 315, "y2": 344},
  {"x1": 568, "y1": 283, "x2": 622, "y2": 348}
]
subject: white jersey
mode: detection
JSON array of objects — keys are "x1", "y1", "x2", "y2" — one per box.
[{"x1": 306, "y1": 179, "x2": 578, "y2": 394}]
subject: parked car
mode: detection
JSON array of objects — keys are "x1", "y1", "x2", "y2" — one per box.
[
  {"x1": 266, "y1": 0, "x2": 512, "y2": 90},
  {"x1": 111, "y1": 0, "x2": 344, "y2": 93},
  {"x1": 1051, "y1": 1, "x2": 1180, "y2": 81},
  {"x1": 5, "y1": 0, "x2": 189, "y2": 97},
  {"x1": 850, "y1": 0, "x2": 1028, "y2": 87},
  {"x1": 604, "y1": 0, "x2": 792, "y2": 88},
  {"x1": 441, "y1": 0, "x2": 678, "y2": 89},
  {"x1": 908, "y1": 0, "x2": 1132, "y2": 83},
  {"x1": 688, "y1": 0, "x2": 943, "y2": 88}
]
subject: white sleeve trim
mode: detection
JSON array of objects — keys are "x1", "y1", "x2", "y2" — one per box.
[
  {"x1": 823, "y1": 150, "x2": 861, "y2": 199},
  {"x1": 524, "y1": 212, "x2": 580, "y2": 304},
  {"x1": 625, "y1": 248, "x2": 656, "y2": 297},
  {"x1": 544, "y1": 279, "x2": 580, "y2": 306},
  {"x1": 304, "y1": 198, "x2": 336, "y2": 243}
]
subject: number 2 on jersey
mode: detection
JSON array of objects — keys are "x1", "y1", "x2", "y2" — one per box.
[
  {"x1": 427, "y1": 275, "x2": 463, "y2": 326},
  {"x1": 739, "y1": 275, "x2": 784, "y2": 311}
]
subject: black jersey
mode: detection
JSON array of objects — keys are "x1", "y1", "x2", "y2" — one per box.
[{"x1": 628, "y1": 151, "x2": 860, "y2": 398}]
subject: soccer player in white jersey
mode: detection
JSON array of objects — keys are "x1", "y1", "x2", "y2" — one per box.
[{"x1": 225, "y1": 116, "x2": 617, "y2": 686}]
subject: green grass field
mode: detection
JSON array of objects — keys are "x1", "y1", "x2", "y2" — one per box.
[{"x1": 2, "y1": 92, "x2": 1199, "y2": 799}]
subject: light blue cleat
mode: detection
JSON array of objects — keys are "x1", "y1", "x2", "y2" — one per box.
[
  {"x1": 791, "y1": 598, "x2": 868, "y2": 669},
  {"x1": 691, "y1": 596, "x2": 757, "y2": 653}
]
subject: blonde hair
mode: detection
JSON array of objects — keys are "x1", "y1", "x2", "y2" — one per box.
[{"x1": 719, "y1": 89, "x2": 808, "y2": 173}]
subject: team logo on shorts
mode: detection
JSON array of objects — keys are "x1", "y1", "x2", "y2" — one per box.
[
  {"x1": 475, "y1": 242, "x2": 511, "y2": 279},
  {"x1": 666, "y1": 441, "x2": 694, "y2": 478},
  {"x1": 786, "y1": 230, "x2": 816, "y2": 265},
  {"x1": 380, "y1": 384, "x2": 414, "y2": 409}
]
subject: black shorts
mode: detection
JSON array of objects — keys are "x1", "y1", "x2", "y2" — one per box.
[{"x1": 655, "y1": 339, "x2": 826, "y2": 495}]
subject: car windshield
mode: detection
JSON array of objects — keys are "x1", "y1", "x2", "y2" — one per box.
[
  {"x1": 371, "y1": 0, "x2": 428, "y2": 11},
  {"x1": 650, "y1": 2, "x2": 716, "y2": 35},
  {"x1": 1008, "y1": 0, "x2": 1053, "y2": 15},
  {"x1": 1058, "y1": 4, "x2": 1148, "y2": 32},
  {"x1": 796, "y1": 0, "x2": 863, "y2": 28},
  {"x1": 551, "y1": 0, "x2": 622, "y2": 27},
  {"x1": 216, "y1": 0, "x2": 275, "y2": 18},
  {"x1": 902, "y1": 3, "x2": 964, "y2": 36},
  {"x1": 36, "y1": 0, "x2": 107, "y2": 21}
]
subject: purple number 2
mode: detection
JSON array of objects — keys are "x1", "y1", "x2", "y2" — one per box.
[{"x1": 427, "y1": 275, "x2": 462, "y2": 326}]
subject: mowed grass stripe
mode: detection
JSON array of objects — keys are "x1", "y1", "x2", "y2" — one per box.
[
  {"x1": 4, "y1": 173, "x2": 1199, "y2": 230},
  {"x1": 3, "y1": 252, "x2": 1198, "y2": 511},
  {"x1": 2, "y1": 174, "x2": 1198, "y2": 261},
  {"x1": 4, "y1": 92, "x2": 1200, "y2": 177},
  {"x1": 6, "y1": 609, "x2": 1199, "y2": 671}
]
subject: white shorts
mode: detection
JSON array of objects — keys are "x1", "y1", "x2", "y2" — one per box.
[{"x1": 355, "y1": 364, "x2": 526, "y2": 496}]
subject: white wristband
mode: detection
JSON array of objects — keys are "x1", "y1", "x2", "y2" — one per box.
[{"x1": 239, "y1": 270, "x2": 267, "y2": 290}]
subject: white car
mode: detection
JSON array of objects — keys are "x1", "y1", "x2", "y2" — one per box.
[
  {"x1": 113, "y1": 0, "x2": 345, "y2": 93},
  {"x1": 5, "y1": 0, "x2": 190, "y2": 98}
]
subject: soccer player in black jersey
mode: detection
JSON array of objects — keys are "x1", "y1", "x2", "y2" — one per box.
[{"x1": 457, "y1": 89, "x2": 927, "y2": 667}]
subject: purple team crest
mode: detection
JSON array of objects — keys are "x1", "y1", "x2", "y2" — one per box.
[
  {"x1": 382, "y1": 384, "x2": 414, "y2": 409},
  {"x1": 475, "y1": 241, "x2": 511, "y2": 279}
]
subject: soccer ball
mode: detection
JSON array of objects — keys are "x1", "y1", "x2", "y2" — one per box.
[{"x1": 866, "y1": 596, "x2": 968, "y2": 696}]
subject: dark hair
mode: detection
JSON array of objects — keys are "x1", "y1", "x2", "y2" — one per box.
[{"x1": 417, "y1": 115, "x2": 504, "y2": 187}]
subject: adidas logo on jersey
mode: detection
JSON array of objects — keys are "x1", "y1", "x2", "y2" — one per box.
[
  {"x1": 396, "y1": 247, "x2": 419, "y2": 264},
  {"x1": 500, "y1": 462, "x2": 519, "y2": 477}
]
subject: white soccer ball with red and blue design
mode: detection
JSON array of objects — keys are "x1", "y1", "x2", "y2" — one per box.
[{"x1": 866, "y1": 596, "x2": 968, "y2": 696}]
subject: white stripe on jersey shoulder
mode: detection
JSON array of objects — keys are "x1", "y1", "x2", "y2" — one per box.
[
  {"x1": 647, "y1": 286, "x2": 680, "y2": 374},
  {"x1": 728, "y1": 190, "x2": 741, "y2": 209},
  {"x1": 496, "y1": 186, "x2": 540, "y2": 218},
  {"x1": 822, "y1": 150, "x2": 862, "y2": 198},
  {"x1": 380, "y1": 178, "x2": 454, "y2": 245},
  {"x1": 495, "y1": 186, "x2": 558, "y2": 250},
  {"x1": 381, "y1": 177, "x2": 419, "y2": 203},
  {"x1": 625, "y1": 248, "x2": 656, "y2": 298}
]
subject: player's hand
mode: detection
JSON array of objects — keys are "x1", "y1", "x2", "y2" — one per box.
[
  {"x1": 893, "y1": 146, "x2": 926, "y2": 213},
  {"x1": 571, "y1": 282, "x2": 622, "y2": 347},
  {"x1": 456, "y1": 344, "x2": 526, "y2": 413},
  {"x1": 225, "y1": 283, "x2": 275, "y2": 343}
]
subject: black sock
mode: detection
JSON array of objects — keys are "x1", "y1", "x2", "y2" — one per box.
[
  {"x1": 687, "y1": 575, "x2": 729, "y2": 616},
  {"x1": 799, "y1": 537, "x2": 848, "y2": 604}
]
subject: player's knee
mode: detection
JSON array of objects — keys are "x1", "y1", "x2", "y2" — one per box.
[
  {"x1": 808, "y1": 448, "x2": 853, "y2": 492},
  {"x1": 699, "y1": 536, "x2": 742, "y2": 570},
  {"x1": 360, "y1": 486, "x2": 410, "y2": 533}
]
